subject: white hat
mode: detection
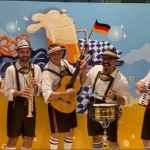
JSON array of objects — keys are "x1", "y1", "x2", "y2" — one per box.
[
  {"x1": 101, "y1": 49, "x2": 120, "y2": 59},
  {"x1": 17, "y1": 40, "x2": 32, "y2": 50},
  {"x1": 47, "y1": 44, "x2": 65, "y2": 54}
]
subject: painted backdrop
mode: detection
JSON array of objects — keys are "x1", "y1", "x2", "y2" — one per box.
[{"x1": 0, "y1": 1, "x2": 149, "y2": 149}]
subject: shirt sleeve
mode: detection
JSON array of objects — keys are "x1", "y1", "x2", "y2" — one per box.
[
  {"x1": 82, "y1": 66, "x2": 98, "y2": 87},
  {"x1": 83, "y1": 73, "x2": 92, "y2": 87},
  {"x1": 116, "y1": 78, "x2": 130, "y2": 105},
  {"x1": 34, "y1": 65, "x2": 42, "y2": 96},
  {"x1": 42, "y1": 70, "x2": 54, "y2": 104},
  {"x1": 140, "y1": 71, "x2": 150, "y2": 83},
  {"x1": 4, "y1": 67, "x2": 15, "y2": 101}
]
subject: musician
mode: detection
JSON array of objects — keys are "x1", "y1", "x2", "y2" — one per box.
[
  {"x1": 4, "y1": 40, "x2": 42, "y2": 150},
  {"x1": 136, "y1": 72, "x2": 150, "y2": 150},
  {"x1": 42, "y1": 44, "x2": 87, "y2": 150},
  {"x1": 82, "y1": 48, "x2": 130, "y2": 150}
]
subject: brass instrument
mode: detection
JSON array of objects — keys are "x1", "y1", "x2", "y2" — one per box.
[{"x1": 26, "y1": 64, "x2": 34, "y2": 117}]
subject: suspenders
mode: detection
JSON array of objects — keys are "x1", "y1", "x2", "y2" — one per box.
[
  {"x1": 13, "y1": 63, "x2": 35, "y2": 91},
  {"x1": 43, "y1": 60, "x2": 72, "y2": 79},
  {"x1": 92, "y1": 71, "x2": 114, "y2": 101},
  {"x1": 13, "y1": 63, "x2": 35, "y2": 108},
  {"x1": 14, "y1": 64, "x2": 21, "y2": 91},
  {"x1": 43, "y1": 68, "x2": 62, "y2": 78}
]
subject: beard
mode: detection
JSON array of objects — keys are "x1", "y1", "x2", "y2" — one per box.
[
  {"x1": 19, "y1": 56, "x2": 30, "y2": 63},
  {"x1": 102, "y1": 63, "x2": 111, "y2": 72}
]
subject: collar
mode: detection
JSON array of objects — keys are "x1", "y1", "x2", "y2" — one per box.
[
  {"x1": 48, "y1": 60, "x2": 65, "y2": 72},
  {"x1": 15, "y1": 61, "x2": 32, "y2": 71},
  {"x1": 110, "y1": 68, "x2": 118, "y2": 78},
  {"x1": 15, "y1": 61, "x2": 24, "y2": 70},
  {"x1": 101, "y1": 67, "x2": 118, "y2": 78}
]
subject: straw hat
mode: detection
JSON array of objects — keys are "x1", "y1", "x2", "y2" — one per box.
[
  {"x1": 101, "y1": 49, "x2": 120, "y2": 59},
  {"x1": 17, "y1": 40, "x2": 32, "y2": 50},
  {"x1": 47, "y1": 44, "x2": 65, "y2": 54}
]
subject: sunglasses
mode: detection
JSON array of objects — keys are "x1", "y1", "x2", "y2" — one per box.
[{"x1": 101, "y1": 56, "x2": 117, "y2": 62}]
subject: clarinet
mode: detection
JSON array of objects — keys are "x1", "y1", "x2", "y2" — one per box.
[
  {"x1": 138, "y1": 76, "x2": 150, "y2": 108},
  {"x1": 26, "y1": 64, "x2": 34, "y2": 117}
]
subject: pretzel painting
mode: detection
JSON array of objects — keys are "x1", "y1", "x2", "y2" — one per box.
[
  {"x1": 15, "y1": 33, "x2": 30, "y2": 43},
  {"x1": 0, "y1": 33, "x2": 30, "y2": 56}
]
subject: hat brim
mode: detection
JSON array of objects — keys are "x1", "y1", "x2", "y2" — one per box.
[
  {"x1": 17, "y1": 46, "x2": 32, "y2": 50},
  {"x1": 101, "y1": 52, "x2": 120, "y2": 59},
  {"x1": 47, "y1": 47, "x2": 65, "y2": 54}
]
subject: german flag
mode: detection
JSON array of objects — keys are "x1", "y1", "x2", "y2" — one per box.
[{"x1": 92, "y1": 20, "x2": 111, "y2": 35}]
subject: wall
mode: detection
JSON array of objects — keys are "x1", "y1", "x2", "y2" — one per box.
[{"x1": 0, "y1": 1, "x2": 150, "y2": 149}]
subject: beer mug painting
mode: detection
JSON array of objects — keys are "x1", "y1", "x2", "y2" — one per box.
[{"x1": 26, "y1": 9, "x2": 88, "y2": 63}]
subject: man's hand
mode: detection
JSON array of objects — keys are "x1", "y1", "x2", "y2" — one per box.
[
  {"x1": 65, "y1": 88, "x2": 75, "y2": 96},
  {"x1": 79, "y1": 60, "x2": 87, "y2": 73},
  {"x1": 20, "y1": 88, "x2": 31, "y2": 98},
  {"x1": 107, "y1": 89, "x2": 125, "y2": 105},
  {"x1": 136, "y1": 81, "x2": 146, "y2": 93},
  {"x1": 107, "y1": 89, "x2": 116, "y2": 100},
  {"x1": 30, "y1": 78, "x2": 38, "y2": 89}
]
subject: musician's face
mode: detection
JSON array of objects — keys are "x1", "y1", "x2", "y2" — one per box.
[
  {"x1": 101, "y1": 55, "x2": 117, "y2": 73},
  {"x1": 48, "y1": 50, "x2": 63, "y2": 66},
  {"x1": 17, "y1": 48, "x2": 31, "y2": 64}
]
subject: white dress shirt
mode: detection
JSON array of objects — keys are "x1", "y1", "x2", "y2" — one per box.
[
  {"x1": 42, "y1": 59, "x2": 75, "y2": 104},
  {"x1": 4, "y1": 61, "x2": 42, "y2": 101},
  {"x1": 83, "y1": 65, "x2": 130, "y2": 105},
  {"x1": 140, "y1": 71, "x2": 150, "y2": 83}
]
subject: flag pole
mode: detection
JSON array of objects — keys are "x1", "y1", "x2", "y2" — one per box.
[
  {"x1": 88, "y1": 19, "x2": 97, "y2": 39},
  {"x1": 88, "y1": 29, "x2": 93, "y2": 39}
]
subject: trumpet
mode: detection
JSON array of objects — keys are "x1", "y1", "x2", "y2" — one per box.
[{"x1": 26, "y1": 65, "x2": 34, "y2": 117}]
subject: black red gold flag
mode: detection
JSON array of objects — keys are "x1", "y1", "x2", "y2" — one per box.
[{"x1": 92, "y1": 20, "x2": 111, "y2": 35}]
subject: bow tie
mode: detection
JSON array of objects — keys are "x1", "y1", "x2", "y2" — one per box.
[
  {"x1": 18, "y1": 67, "x2": 30, "y2": 74},
  {"x1": 99, "y1": 73, "x2": 113, "y2": 81}
]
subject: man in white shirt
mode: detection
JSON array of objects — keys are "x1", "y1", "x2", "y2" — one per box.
[
  {"x1": 83, "y1": 48, "x2": 130, "y2": 150},
  {"x1": 4, "y1": 40, "x2": 42, "y2": 150},
  {"x1": 136, "y1": 72, "x2": 150, "y2": 150},
  {"x1": 42, "y1": 43, "x2": 87, "y2": 150}
]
